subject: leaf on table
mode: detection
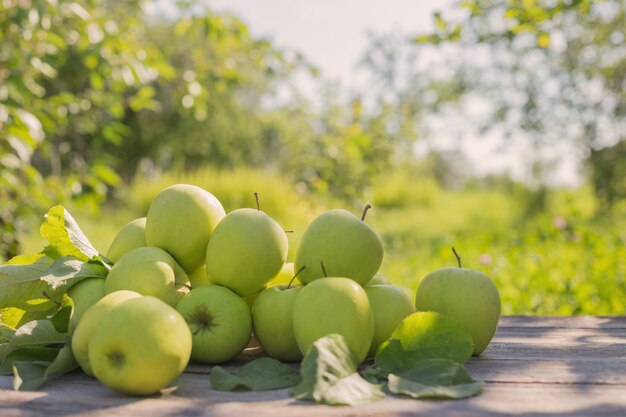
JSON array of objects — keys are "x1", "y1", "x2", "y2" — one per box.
[
  {"x1": 387, "y1": 358, "x2": 484, "y2": 399},
  {"x1": 375, "y1": 312, "x2": 473, "y2": 375},
  {"x1": 210, "y1": 357, "x2": 301, "y2": 391},
  {"x1": 289, "y1": 334, "x2": 384, "y2": 406},
  {"x1": 12, "y1": 341, "x2": 78, "y2": 391},
  {"x1": 40, "y1": 205, "x2": 100, "y2": 262}
]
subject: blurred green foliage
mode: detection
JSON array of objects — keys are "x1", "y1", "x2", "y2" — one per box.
[{"x1": 2, "y1": 0, "x2": 625, "y2": 314}]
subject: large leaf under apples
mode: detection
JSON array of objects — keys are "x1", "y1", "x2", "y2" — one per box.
[
  {"x1": 387, "y1": 358, "x2": 484, "y2": 399},
  {"x1": 289, "y1": 334, "x2": 384, "y2": 406},
  {"x1": 375, "y1": 312, "x2": 474, "y2": 375},
  {"x1": 210, "y1": 357, "x2": 300, "y2": 391}
]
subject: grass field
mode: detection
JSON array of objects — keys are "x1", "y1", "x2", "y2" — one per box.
[{"x1": 19, "y1": 168, "x2": 626, "y2": 315}]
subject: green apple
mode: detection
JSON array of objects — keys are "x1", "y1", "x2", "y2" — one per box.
[
  {"x1": 88, "y1": 296, "x2": 192, "y2": 395},
  {"x1": 292, "y1": 277, "x2": 374, "y2": 363},
  {"x1": 415, "y1": 251, "x2": 501, "y2": 355},
  {"x1": 188, "y1": 266, "x2": 213, "y2": 288},
  {"x1": 104, "y1": 247, "x2": 188, "y2": 307},
  {"x1": 176, "y1": 285, "x2": 251, "y2": 364},
  {"x1": 67, "y1": 278, "x2": 106, "y2": 334},
  {"x1": 71, "y1": 290, "x2": 142, "y2": 376},
  {"x1": 252, "y1": 284, "x2": 303, "y2": 361},
  {"x1": 364, "y1": 284, "x2": 415, "y2": 356},
  {"x1": 294, "y1": 208, "x2": 383, "y2": 286},
  {"x1": 106, "y1": 217, "x2": 146, "y2": 264},
  {"x1": 206, "y1": 208, "x2": 288, "y2": 296},
  {"x1": 366, "y1": 273, "x2": 391, "y2": 286},
  {"x1": 267, "y1": 262, "x2": 299, "y2": 286},
  {"x1": 146, "y1": 184, "x2": 225, "y2": 272}
]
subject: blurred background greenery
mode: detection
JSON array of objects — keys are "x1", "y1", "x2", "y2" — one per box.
[{"x1": 1, "y1": 0, "x2": 624, "y2": 315}]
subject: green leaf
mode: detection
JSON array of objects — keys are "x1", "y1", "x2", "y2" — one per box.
[
  {"x1": 0, "y1": 255, "x2": 55, "y2": 309},
  {"x1": 375, "y1": 312, "x2": 473, "y2": 374},
  {"x1": 40, "y1": 205, "x2": 100, "y2": 261},
  {"x1": 289, "y1": 334, "x2": 384, "y2": 406},
  {"x1": 0, "y1": 320, "x2": 65, "y2": 363},
  {"x1": 210, "y1": 357, "x2": 301, "y2": 391},
  {"x1": 387, "y1": 359, "x2": 484, "y2": 399},
  {"x1": 40, "y1": 257, "x2": 108, "y2": 292},
  {"x1": 12, "y1": 342, "x2": 78, "y2": 391},
  {"x1": 0, "y1": 347, "x2": 59, "y2": 375}
]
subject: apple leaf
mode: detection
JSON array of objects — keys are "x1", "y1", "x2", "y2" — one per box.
[
  {"x1": 0, "y1": 255, "x2": 56, "y2": 310},
  {"x1": 289, "y1": 334, "x2": 384, "y2": 406},
  {"x1": 12, "y1": 341, "x2": 78, "y2": 391},
  {"x1": 40, "y1": 205, "x2": 100, "y2": 262},
  {"x1": 0, "y1": 347, "x2": 59, "y2": 375},
  {"x1": 375, "y1": 312, "x2": 473, "y2": 374},
  {"x1": 387, "y1": 358, "x2": 484, "y2": 399},
  {"x1": 0, "y1": 320, "x2": 66, "y2": 364},
  {"x1": 210, "y1": 357, "x2": 301, "y2": 391}
]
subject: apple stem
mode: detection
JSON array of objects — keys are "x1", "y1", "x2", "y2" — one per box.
[
  {"x1": 42, "y1": 291, "x2": 61, "y2": 307},
  {"x1": 361, "y1": 204, "x2": 372, "y2": 221},
  {"x1": 284, "y1": 230, "x2": 294, "y2": 233},
  {"x1": 288, "y1": 266, "x2": 306, "y2": 289},
  {"x1": 452, "y1": 246, "x2": 462, "y2": 268},
  {"x1": 320, "y1": 261, "x2": 328, "y2": 277},
  {"x1": 254, "y1": 192, "x2": 260, "y2": 211}
]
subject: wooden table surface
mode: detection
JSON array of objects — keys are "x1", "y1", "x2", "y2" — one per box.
[{"x1": 1, "y1": 316, "x2": 626, "y2": 417}]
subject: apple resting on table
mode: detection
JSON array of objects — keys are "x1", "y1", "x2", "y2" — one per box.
[{"x1": 415, "y1": 248, "x2": 501, "y2": 355}]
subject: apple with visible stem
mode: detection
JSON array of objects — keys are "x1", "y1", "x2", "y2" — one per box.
[
  {"x1": 295, "y1": 205, "x2": 383, "y2": 286},
  {"x1": 176, "y1": 285, "x2": 251, "y2": 364},
  {"x1": 292, "y1": 276, "x2": 374, "y2": 363},
  {"x1": 146, "y1": 184, "x2": 225, "y2": 273},
  {"x1": 71, "y1": 290, "x2": 142, "y2": 376},
  {"x1": 415, "y1": 247, "x2": 501, "y2": 355},
  {"x1": 206, "y1": 193, "x2": 288, "y2": 296},
  {"x1": 67, "y1": 278, "x2": 106, "y2": 334},
  {"x1": 106, "y1": 217, "x2": 146, "y2": 264},
  {"x1": 252, "y1": 267, "x2": 305, "y2": 361},
  {"x1": 364, "y1": 284, "x2": 415, "y2": 356},
  {"x1": 104, "y1": 247, "x2": 189, "y2": 307},
  {"x1": 88, "y1": 296, "x2": 192, "y2": 395}
]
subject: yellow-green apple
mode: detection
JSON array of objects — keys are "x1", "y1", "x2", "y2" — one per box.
[
  {"x1": 88, "y1": 296, "x2": 192, "y2": 395},
  {"x1": 415, "y1": 250, "x2": 501, "y2": 355},
  {"x1": 104, "y1": 247, "x2": 188, "y2": 307},
  {"x1": 146, "y1": 184, "x2": 225, "y2": 272},
  {"x1": 106, "y1": 217, "x2": 146, "y2": 263},
  {"x1": 71, "y1": 290, "x2": 141, "y2": 375},
  {"x1": 366, "y1": 273, "x2": 391, "y2": 286},
  {"x1": 292, "y1": 277, "x2": 374, "y2": 363},
  {"x1": 364, "y1": 285, "x2": 415, "y2": 356},
  {"x1": 176, "y1": 285, "x2": 251, "y2": 364},
  {"x1": 252, "y1": 284, "x2": 303, "y2": 361},
  {"x1": 188, "y1": 266, "x2": 212, "y2": 288},
  {"x1": 206, "y1": 208, "x2": 288, "y2": 296},
  {"x1": 267, "y1": 262, "x2": 298, "y2": 286},
  {"x1": 67, "y1": 278, "x2": 106, "y2": 334},
  {"x1": 294, "y1": 207, "x2": 383, "y2": 286}
]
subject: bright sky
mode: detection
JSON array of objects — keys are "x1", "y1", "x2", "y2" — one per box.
[{"x1": 158, "y1": 0, "x2": 581, "y2": 186}]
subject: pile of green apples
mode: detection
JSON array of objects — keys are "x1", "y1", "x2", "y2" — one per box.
[{"x1": 69, "y1": 184, "x2": 501, "y2": 396}]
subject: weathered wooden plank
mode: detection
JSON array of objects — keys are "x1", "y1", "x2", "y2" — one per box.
[
  {"x1": 499, "y1": 316, "x2": 626, "y2": 329},
  {"x1": 1, "y1": 372, "x2": 626, "y2": 417},
  {"x1": 2, "y1": 316, "x2": 626, "y2": 417}
]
